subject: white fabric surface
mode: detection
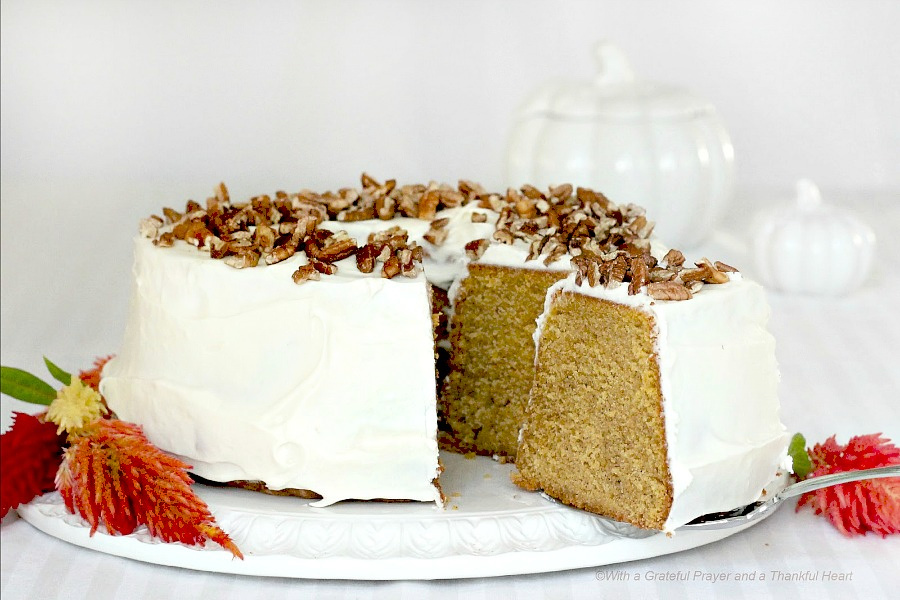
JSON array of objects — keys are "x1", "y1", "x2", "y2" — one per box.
[{"x1": 1, "y1": 193, "x2": 899, "y2": 598}]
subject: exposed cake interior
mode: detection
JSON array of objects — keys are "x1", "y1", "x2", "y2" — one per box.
[
  {"x1": 515, "y1": 290, "x2": 672, "y2": 529},
  {"x1": 441, "y1": 264, "x2": 567, "y2": 457},
  {"x1": 515, "y1": 269, "x2": 791, "y2": 531}
]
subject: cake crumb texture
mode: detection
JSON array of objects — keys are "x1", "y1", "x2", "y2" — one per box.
[
  {"x1": 516, "y1": 291, "x2": 674, "y2": 530},
  {"x1": 441, "y1": 264, "x2": 567, "y2": 458}
]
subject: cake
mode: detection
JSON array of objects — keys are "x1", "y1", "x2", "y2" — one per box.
[
  {"x1": 514, "y1": 252, "x2": 790, "y2": 531},
  {"x1": 98, "y1": 175, "x2": 789, "y2": 530}
]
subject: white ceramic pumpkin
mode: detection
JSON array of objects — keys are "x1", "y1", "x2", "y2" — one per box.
[
  {"x1": 750, "y1": 180, "x2": 877, "y2": 296},
  {"x1": 506, "y1": 41, "x2": 734, "y2": 249}
]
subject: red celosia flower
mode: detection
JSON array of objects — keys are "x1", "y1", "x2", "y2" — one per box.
[
  {"x1": 78, "y1": 355, "x2": 114, "y2": 391},
  {"x1": 1, "y1": 412, "x2": 67, "y2": 518},
  {"x1": 796, "y1": 433, "x2": 900, "y2": 537},
  {"x1": 56, "y1": 419, "x2": 242, "y2": 558}
]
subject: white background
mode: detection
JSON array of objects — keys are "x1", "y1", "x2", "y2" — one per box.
[
  {"x1": 2, "y1": 2, "x2": 899, "y2": 597},
  {"x1": 3, "y1": 0, "x2": 899, "y2": 373},
  {"x1": 2, "y1": 0, "x2": 899, "y2": 191}
]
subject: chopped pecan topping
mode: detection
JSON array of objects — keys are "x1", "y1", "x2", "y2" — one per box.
[{"x1": 141, "y1": 176, "x2": 739, "y2": 298}]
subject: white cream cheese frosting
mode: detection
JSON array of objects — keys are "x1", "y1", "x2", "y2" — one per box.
[
  {"x1": 532, "y1": 273, "x2": 790, "y2": 531},
  {"x1": 101, "y1": 235, "x2": 443, "y2": 506}
]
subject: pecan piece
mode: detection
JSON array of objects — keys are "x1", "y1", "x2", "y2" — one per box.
[
  {"x1": 253, "y1": 224, "x2": 276, "y2": 253},
  {"x1": 140, "y1": 216, "x2": 164, "y2": 239},
  {"x1": 310, "y1": 258, "x2": 337, "y2": 275},
  {"x1": 515, "y1": 197, "x2": 537, "y2": 219},
  {"x1": 418, "y1": 189, "x2": 441, "y2": 219},
  {"x1": 172, "y1": 220, "x2": 191, "y2": 240},
  {"x1": 681, "y1": 258, "x2": 729, "y2": 285},
  {"x1": 520, "y1": 184, "x2": 544, "y2": 200},
  {"x1": 628, "y1": 257, "x2": 649, "y2": 295},
  {"x1": 292, "y1": 263, "x2": 321, "y2": 284},
  {"x1": 214, "y1": 182, "x2": 230, "y2": 204},
  {"x1": 493, "y1": 229, "x2": 515, "y2": 245},
  {"x1": 356, "y1": 243, "x2": 378, "y2": 273},
  {"x1": 648, "y1": 281, "x2": 693, "y2": 301},
  {"x1": 162, "y1": 207, "x2": 182, "y2": 224},
  {"x1": 649, "y1": 266, "x2": 676, "y2": 282},
  {"x1": 471, "y1": 211, "x2": 488, "y2": 223},
  {"x1": 382, "y1": 255, "x2": 402, "y2": 279},
  {"x1": 697, "y1": 258, "x2": 730, "y2": 284},
  {"x1": 337, "y1": 207, "x2": 376, "y2": 222},
  {"x1": 224, "y1": 249, "x2": 260, "y2": 269},
  {"x1": 265, "y1": 243, "x2": 298, "y2": 265},
  {"x1": 662, "y1": 249, "x2": 685, "y2": 270},
  {"x1": 465, "y1": 238, "x2": 490, "y2": 261},
  {"x1": 572, "y1": 252, "x2": 601, "y2": 287},
  {"x1": 209, "y1": 236, "x2": 228, "y2": 258},
  {"x1": 606, "y1": 254, "x2": 628, "y2": 287},
  {"x1": 548, "y1": 183, "x2": 573, "y2": 200},
  {"x1": 424, "y1": 227, "x2": 449, "y2": 246},
  {"x1": 184, "y1": 221, "x2": 213, "y2": 248},
  {"x1": 375, "y1": 194, "x2": 396, "y2": 220},
  {"x1": 307, "y1": 230, "x2": 358, "y2": 263},
  {"x1": 714, "y1": 260, "x2": 739, "y2": 273},
  {"x1": 153, "y1": 232, "x2": 175, "y2": 247}
]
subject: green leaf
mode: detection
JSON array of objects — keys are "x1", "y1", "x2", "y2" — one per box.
[
  {"x1": 43, "y1": 356, "x2": 72, "y2": 386},
  {"x1": 788, "y1": 433, "x2": 813, "y2": 479},
  {"x1": 0, "y1": 366, "x2": 58, "y2": 405}
]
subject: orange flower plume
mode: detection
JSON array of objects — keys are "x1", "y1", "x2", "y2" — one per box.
[
  {"x1": 78, "y1": 355, "x2": 114, "y2": 391},
  {"x1": 796, "y1": 433, "x2": 900, "y2": 537},
  {"x1": 56, "y1": 419, "x2": 242, "y2": 558}
]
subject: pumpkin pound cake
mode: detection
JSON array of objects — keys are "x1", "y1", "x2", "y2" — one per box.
[{"x1": 515, "y1": 252, "x2": 791, "y2": 531}]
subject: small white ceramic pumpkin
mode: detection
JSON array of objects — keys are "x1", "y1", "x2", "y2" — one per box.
[{"x1": 750, "y1": 180, "x2": 876, "y2": 296}]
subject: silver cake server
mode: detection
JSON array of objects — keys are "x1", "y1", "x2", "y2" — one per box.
[
  {"x1": 597, "y1": 464, "x2": 899, "y2": 539},
  {"x1": 680, "y1": 464, "x2": 899, "y2": 531}
]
